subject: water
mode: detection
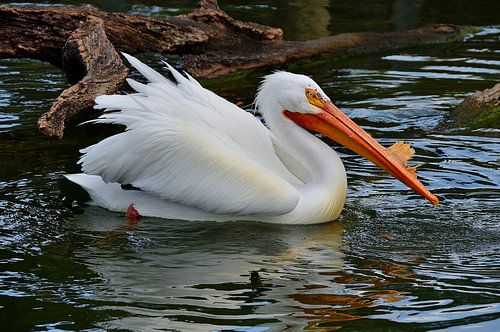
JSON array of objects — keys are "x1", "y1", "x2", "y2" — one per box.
[{"x1": 1, "y1": 1, "x2": 499, "y2": 330}]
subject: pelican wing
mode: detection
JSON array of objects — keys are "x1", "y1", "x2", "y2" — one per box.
[{"x1": 79, "y1": 54, "x2": 300, "y2": 216}]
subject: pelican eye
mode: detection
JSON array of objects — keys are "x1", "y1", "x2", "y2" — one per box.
[
  {"x1": 305, "y1": 88, "x2": 318, "y2": 99},
  {"x1": 305, "y1": 88, "x2": 326, "y2": 110}
]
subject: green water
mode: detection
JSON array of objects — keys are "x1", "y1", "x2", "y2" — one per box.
[{"x1": 0, "y1": 1, "x2": 499, "y2": 331}]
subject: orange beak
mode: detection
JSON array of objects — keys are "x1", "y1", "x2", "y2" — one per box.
[{"x1": 284, "y1": 102, "x2": 439, "y2": 205}]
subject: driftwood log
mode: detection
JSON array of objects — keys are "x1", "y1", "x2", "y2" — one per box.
[{"x1": 0, "y1": 0, "x2": 469, "y2": 137}]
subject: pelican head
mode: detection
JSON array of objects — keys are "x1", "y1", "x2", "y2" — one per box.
[{"x1": 257, "y1": 71, "x2": 439, "y2": 205}]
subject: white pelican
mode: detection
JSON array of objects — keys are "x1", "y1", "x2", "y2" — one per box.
[{"x1": 66, "y1": 54, "x2": 438, "y2": 224}]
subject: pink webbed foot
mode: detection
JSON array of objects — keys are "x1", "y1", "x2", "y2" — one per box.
[{"x1": 125, "y1": 204, "x2": 140, "y2": 224}]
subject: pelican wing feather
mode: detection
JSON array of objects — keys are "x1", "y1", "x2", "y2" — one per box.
[{"x1": 78, "y1": 54, "x2": 300, "y2": 216}]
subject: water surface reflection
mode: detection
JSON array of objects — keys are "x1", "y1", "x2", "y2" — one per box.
[{"x1": 73, "y1": 210, "x2": 346, "y2": 330}]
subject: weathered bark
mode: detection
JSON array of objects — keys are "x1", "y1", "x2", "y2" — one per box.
[
  {"x1": 38, "y1": 16, "x2": 129, "y2": 138},
  {"x1": 0, "y1": 0, "x2": 282, "y2": 69},
  {"x1": 0, "y1": 0, "x2": 470, "y2": 137},
  {"x1": 185, "y1": 24, "x2": 466, "y2": 77},
  {"x1": 447, "y1": 83, "x2": 500, "y2": 130}
]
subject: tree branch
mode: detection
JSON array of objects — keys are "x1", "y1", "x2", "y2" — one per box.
[{"x1": 37, "y1": 16, "x2": 128, "y2": 138}]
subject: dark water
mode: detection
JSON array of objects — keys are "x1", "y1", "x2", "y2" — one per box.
[{"x1": 1, "y1": 1, "x2": 499, "y2": 331}]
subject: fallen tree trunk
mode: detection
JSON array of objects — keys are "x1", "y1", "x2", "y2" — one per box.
[
  {"x1": 0, "y1": 0, "x2": 282, "y2": 70},
  {"x1": 0, "y1": 0, "x2": 469, "y2": 137}
]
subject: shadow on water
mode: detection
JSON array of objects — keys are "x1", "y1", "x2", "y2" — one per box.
[{"x1": 0, "y1": 0, "x2": 499, "y2": 331}]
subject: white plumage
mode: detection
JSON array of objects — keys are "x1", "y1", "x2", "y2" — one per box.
[{"x1": 67, "y1": 54, "x2": 402, "y2": 224}]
